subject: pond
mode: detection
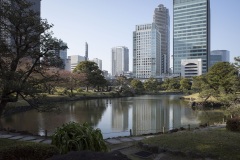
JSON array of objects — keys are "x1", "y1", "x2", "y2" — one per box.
[{"x1": 1, "y1": 95, "x2": 225, "y2": 139}]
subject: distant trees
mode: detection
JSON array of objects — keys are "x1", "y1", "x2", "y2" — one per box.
[
  {"x1": 130, "y1": 79, "x2": 145, "y2": 94},
  {"x1": 180, "y1": 78, "x2": 191, "y2": 92},
  {"x1": 0, "y1": 0, "x2": 67, "y2": 116},
  {"x1": 73, "y1": 61, "x2": 106, "y2": 92},
  {"x1": 144, "y1": 78, "x2": 159, "y2": 93},
  {"x1": 58, "y1": 71, "x2": 86, "y2": 96},
  {"x1": 161, "y1": 77, "x2": 181, "y2": 91}
]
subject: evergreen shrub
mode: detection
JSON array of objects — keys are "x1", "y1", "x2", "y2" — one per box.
[{"x1": 226, "y1": 117, "x2": 240, "y2": 132}]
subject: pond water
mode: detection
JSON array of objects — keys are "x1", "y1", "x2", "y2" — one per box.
[{"x1": 2, "y1": 95, "x2": 225, "y2": 139}]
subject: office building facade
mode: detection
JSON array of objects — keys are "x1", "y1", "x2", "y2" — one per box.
[
  {"x1": 210, "y1": 50, "x2": 230, "y2": 68},
  {"x1": 153, "y1": 4, "x2": 170, "y2": 74},
  {"x1": 111, "y1": 46, "x2": 129, "y2": 76},
  {"x1": 133, "y1": 23, "x2": 161, "y2": 79},
  {"x1": 92, "y1": 58, "x2": 102, "y2": 70},
  {"x1": 181, "y1": 59, "x2": 202, "y2": 78},
  {"x1": 173, "y1": 0, "x2": 210, "y2": 74},
  {"x1": 68, "y1": 55, "x2": 85, "y2": 71}
]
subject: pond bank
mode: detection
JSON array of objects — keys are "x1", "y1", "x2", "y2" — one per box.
[{"x1": 3, "y1": 91, "x2": 183, "y2": 117}]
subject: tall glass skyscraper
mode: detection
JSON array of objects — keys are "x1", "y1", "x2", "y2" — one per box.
[
  {"x1": 133, "y1": 23, "x2": 161, "y2": 78},
  {"x1": 210, "y1": 50, "x2": 230, "y2": 68},
  {"x1": 153, "y1": 4, "x2": 170, "y2": 74},
  {"x1": 173, "y1": 0, "x2": 210, "y2": 74}
]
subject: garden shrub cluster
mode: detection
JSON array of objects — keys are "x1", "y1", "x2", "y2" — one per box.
[
  {"x1": 0, "y1": 143, "x2": 59, "y2": 160},
  {"x1": 51, "y1": 122, "x2": 108, "y2": 154},
  {"x1": 226, "y1": 117, "x2": 240, "y2": 131}
]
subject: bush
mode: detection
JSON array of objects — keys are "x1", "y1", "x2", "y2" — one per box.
[
  {"x1": 52, "y1": 122, "x2": 108, "y2": 154},
  {"x1": 0, "y1": 143, "x2": 59, "y2": 160},
  {"x1": 226, "y1": 117, "x2": 240, "y2": 132},
  {"x1": 76, "y1": 88, "x2": 83, "y2": 93}
]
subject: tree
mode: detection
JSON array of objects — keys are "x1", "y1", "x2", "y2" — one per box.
[
  {"x1": 205, "y1": 62, "x2": 240, "y2": 105},
  {"x1": 73, "y1": 61, "x2": 106, "y2": 92},
  {"x1": 162, "y1": 77, "x2": 181, "y2": 91},
  {"x1": 180, "y1": 78, "x2": 191, "y2": 92},
  {"x1": 144, "y1": 78, "x2": 158, "y2": 93},
  {"x1": 58, "y1": 70, "x2": 86, "y2": 96},
  {"x1": 0, "y1": 0, "x2": 67, "y2": 116},
  {"x1": 193, "y1": 62, "x2": 240, "y2": 105},
  {"x1": 130, "y1": 79, "x2": 145, "y2": 94}
]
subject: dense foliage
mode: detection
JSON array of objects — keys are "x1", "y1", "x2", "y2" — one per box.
[
  {"x1": 192, "y1": 62, "x2": 240, "y2": 105},
  {"x1": 52, "y1": 122, "x2": 108, "y2": 154},
  {"x1": 0, "y1": 0, "x2": 67, "y2": 116},
  {"x1": 73, "y1": 61, "x2": 106, "y2": 91},
  {"x1": 226, "y1": 117, "x2": 240, "y2": 132},
  {"x1": 0, "y1": 142, "x2": 59, "y2": 160},
  {"x1": 130, "y1": 79, "x2": 145, "y2": 94}
]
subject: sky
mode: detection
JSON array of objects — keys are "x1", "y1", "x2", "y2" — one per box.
[{"x1": 41, "y1": 0, "x2": 240, "y2": 73}]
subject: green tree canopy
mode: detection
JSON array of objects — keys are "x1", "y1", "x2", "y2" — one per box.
[
  {"x1": 144, "y1": 78, "x2": 158, "y2": 93},
  {"x1": 0, "y1": 0, "x2": 67, "y2": 116},
  {"x1": 194, "y1": 62, "x2": 240, "y2": 105},
  {"x1": 180, "y1": 78, "x2": 192, "y2": 92},
  {"x1": 130, "y1": 79, "x2": 145, "y2": 94},
  {"x1": 73, "y1": 61, "x2": 106, "y2": 91},
  {"x1": 162, "y1": 77, "x2": 181, "y2": 91}
]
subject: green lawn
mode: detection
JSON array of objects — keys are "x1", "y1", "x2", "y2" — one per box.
[{"x1": 142, "y1": 128, "x2": 240, "y2": 159}]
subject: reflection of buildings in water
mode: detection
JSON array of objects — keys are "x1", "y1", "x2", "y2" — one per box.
[
  {"x1": 132, "y1": 100, "x2": 156, "y2": 135},
  {"x1": 132, "y1": 96, "x2": 184, "y2": 135},
  {"x1": 180, "y1": 101, "x2": 200, "y2": 126},
  {"x1": 111, "y1": 99, "x2": 129, "y2": 132}
]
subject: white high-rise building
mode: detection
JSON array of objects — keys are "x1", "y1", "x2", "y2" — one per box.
[
  {"x1": 92, "y1": 58, "x2": 102, "y2": 70},
  {"x1": 133, "y1": 23, "x2": 161, "y2": 79},
  {"x1": 210, "y1": 50, "x2": 230, "y2": 68},
  {"x1": 111, "y1": 46, "x2": 129, "y2": 76},
  {"x1": 68, "y1": 55, "x2": 85, "y2": 71},
  {"x1": 153, "y1": 4, "x2": 170, "y2": 74}
]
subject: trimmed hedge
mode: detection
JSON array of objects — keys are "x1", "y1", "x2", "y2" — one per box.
[
  {"x1": 226, "y1": 117, "x2": 240, "y2": 132},
  {"x1": 0, "y1": 143, "x2": 59, "y2": 160}
]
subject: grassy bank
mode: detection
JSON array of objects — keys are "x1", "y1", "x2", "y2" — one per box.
[
  {"x1": 182, "y1": 93, "x2": 217, "y2": 102},
  {"x1": 142, "y1": 128, "x2": 240, "y2": 159}
]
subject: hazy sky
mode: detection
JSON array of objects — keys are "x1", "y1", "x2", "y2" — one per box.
[{"x1": 41, "y1": 0, "x2": 240, "y2": 73}]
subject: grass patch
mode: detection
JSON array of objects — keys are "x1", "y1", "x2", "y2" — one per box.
[
  {"x1": 142, "y1": 128, "x2": 240, "y2": 159},
  {"x1": 183, "y1": 93, "x2": 217, "y2": 102}
]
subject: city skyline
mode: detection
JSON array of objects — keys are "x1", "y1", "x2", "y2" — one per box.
[{"x1": 41, "y1": 0, "x2": 240, "y2": 73}]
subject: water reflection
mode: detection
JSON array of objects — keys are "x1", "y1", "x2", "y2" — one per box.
[{"x1": 1, "y1": 95, "x2": 224, "y2": 138}]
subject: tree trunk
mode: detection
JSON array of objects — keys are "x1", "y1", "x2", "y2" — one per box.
[
  {"x1": 86, "y1": 86, "x2": 89, "y2": 92},
  {"x1": 70, "y1": 88, "x2": 73, "y2": 97},
  {"x1": 0, "y1": 100, "x2": 6, "y2": 129},
  {"x1": 0, "y1": 100, "x2": 8, "y2": 119}
]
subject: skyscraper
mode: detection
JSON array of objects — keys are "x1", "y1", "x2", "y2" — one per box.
[
  {"x1": 210, "y1": 50, "x2": 230, "y2": 68},
  {"x1": 111, "y1": 46, "x2": 129, "y2": 76},
  {"x1": 85, "y1": 42, "x2": 88, "y2": 61},
  {"x1": 68, "y1": 55, "x2": 85, "y2": 71},
  {"x1": 173, "y1": 0, "x2": 210, "y2": 74},
  {"x1": 133, "y1": 23, "x2": 161, "y2": 79},
  {"x1": 153, "y1": 4, "x2": 170, "y2": 74},
  {"x1": 92, "y1": 58, "x2": 102, "y2": 70}
]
